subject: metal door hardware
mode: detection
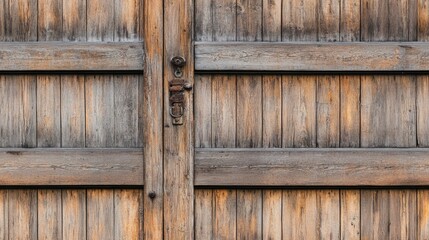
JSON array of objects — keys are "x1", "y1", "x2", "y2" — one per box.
[
  {"x1": 171, "y1": 56, "x2": 186, "y2": 78},
  {"x1": 169, "y1": 78, "x2": 192, "y2": 125}
]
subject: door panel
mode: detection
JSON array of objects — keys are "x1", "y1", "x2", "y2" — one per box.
[{"x1": 0, "y1": 0, "x2": 144, "y2": 239}]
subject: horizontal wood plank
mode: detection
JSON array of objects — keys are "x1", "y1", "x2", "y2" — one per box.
[
  {"x1": 195, "y1": 42, "x2": 429, "y2": 72},
  {"x1": 0, "y1": 42, "x2": 144, "y2": 71},
  {"x1": 0, "y1": 148, "x2": 143, "y2": 186},
  {"x1": 195, "y1": 148, "x2": 429, "y2": 186}
]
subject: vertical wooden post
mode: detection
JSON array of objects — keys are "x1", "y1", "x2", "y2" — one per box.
[
  {"x1": 164, "y1": 0, "x2": 194, "y2": 238},
  {"x1": 143, "y1": 0, "x2": 164, "y2": 239}
]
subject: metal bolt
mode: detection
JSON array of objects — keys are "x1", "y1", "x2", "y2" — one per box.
[
  {"x1": 148, "y1": 191, "x2": 156, "y2": 199},
  {"x1": 184, "y1": 83, "x2": 193, "y2": 90}
]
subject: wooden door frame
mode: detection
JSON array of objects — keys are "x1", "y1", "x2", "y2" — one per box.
[{"x1": 143, "y1": 0, "x2": 194, "y2": 239}]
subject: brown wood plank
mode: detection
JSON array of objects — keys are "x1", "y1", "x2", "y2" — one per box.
[
  {"x1": 319, "y1": 0, "x2": 340, "y2": 42},
  {"x1": 195, "y1": 148, "x2": 429, "y2": 186},
  {"x1": 282, "y1": 190, "x2": 317, "y2": 239},
  {"x1": 0, "y1": 148, "x2": 143, "y2": 186},
  {"x1": 62, "y1": 0, "x2": 86, "y2": 41},
  {"x1": 8, "y1": 190, "x2": 37, "y2": 240},
  {"x1": 262, "y1": 190, "x2": 282, "y2": 240},
  {"x1": 236, "y1": 0, "x2": 262, "y2": 42},
  {"x1": 143, "y1": 0, "x2": 163, "y2": 238},
  {"x1": 418, "y1": 190, "x2": 429, "y2": 239},
  {"x1": 340, "y1": 0, "x2": 360, "y2": 41},
  {"x1": 195, "y1": 189, "x2": 213, "y2": 239},
  {"x1": 361, "y1": 190, "x2": 390, "y2": 240},
  {"x1": 212, "y1": 75, "x2": 237, "y2": 147},
  {"x1": 317, "y1": 75, "x2": 340, "y2": 147},
  {"x1": 282, "y1": 75, "x2": 317, "y2": 147},
  {"x1": 389, "y1": 190, "x2": 417, "y2": 239},
  {"x1": 0, "y1": 75, "x2": 37, "y2": 148},
  {"x1": 282, "y1": 0, "x2": 318, "y2": 41},
  {"x1": 62, "y1": 190, "x2": 86, "y2": 240},
  {"x1": 213, "y1": 190, "x2": 236, "y2": 240},
  {"x1": 38, "y1": 0, "x2": 62, "y2": 41},
  {"x1": 237, "y1": 190, "x2": 262, "y2": 239},
  {"x1": 195, "y1": 42, "x2": 429, "y2": 72},
  {"x1": 87, "y1": 190, "x2": 114, "y2": 240},
  {"x1": 163, "y1": 0, "x2": 194, "y2": 237},
  {"x1": 212, "y1": 0, "x2": 236, "y2": 42},
  {"x1": 361, "y1": 75, "x2": 417, "y2": 147},
  {"x1": 419, "y1": 0, "x2": 429, "y2": 41},
  {"x1": 38, "y1": 190, "x2": 62, "y2": 240},
  {"x1": 417, "y1": 75, "x2": 429, "y2": 147},
  {"x1": 61, "y1": 75, "x2": 85, "y2": 148},
  {"x1": 37, "y1": 75, "x2": 61, "y2": 147},
  {"x1": 195, "y1": 0, "x2": 213, "y2": 41},
  {"x1": 262, "y1": 75, "x2": 282, "y2": 148},
  {"x1": 0, "y1": 190, "x2": 7, "y2": 240},
  {"x1": 114, "y1": 189, "x2": 143, "y2": 240},
  {"x1": 340, "y1": 76, "x2": 361, "y2": 147},
  {"x1": 0, "y1": 42, "x2": 144, "y2": 71},
  {"x1": 340, "y1": 190, "x2": 360, "y2": 240},
  {"x1": 195, "y1": 75, "x2": 212, "y2": 148},
  {"x1": 0, "y1": 0, "x2": 37, "y2": 42},
  {"x1": 262, "y1": 0, "x2": 281, "y2": 42},
  {"x1": 114, "y1": 0, "x2": 140, "y2": 42},
  {"x1": 87, "y1": 0, "x2": 114, "y2": 42}
]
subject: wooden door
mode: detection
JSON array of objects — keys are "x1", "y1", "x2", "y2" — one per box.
[
  {"x1": 0, "y1": 1, "x2": 146, "y2": 239},
  {"x1": 193, "y1": 0, "x2": 429, "y2": 239}
]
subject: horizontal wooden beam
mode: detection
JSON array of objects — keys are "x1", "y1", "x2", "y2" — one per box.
[
  {"x1": 0, "y1": 42, "x2": 144, "y2": 71},
  {"x1": 0, "y1": 148, "x2": 143, "y2": 186},
  {"x1": 195, "y1": 42, "x2": 429, "y2": 72},
  {"x1": 195, "y1": 148, "x2": 429, "y2": 186}
]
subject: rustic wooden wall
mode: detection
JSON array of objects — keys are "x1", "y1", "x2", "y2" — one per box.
[
  {"x1": 194, "y1": 0, "x2": 429, "y2": 239},
  {"x1": 0, "y1": 0, "x2": 143, "y2": 239}
]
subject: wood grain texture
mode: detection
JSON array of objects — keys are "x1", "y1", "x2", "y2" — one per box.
[
  {"x1": 0, "y1": 191, "x2": 7, "y2": 240},
  {"x1": 143, "y1": 0, "x2": 164, "y2": 238},
  {"x1": 195, "y1": 42, "x2": 429, "y2": 71},
  {"x1": 418, "y1": 190, "x2": 429, "y2": 239},
  {"x1": 62, "y1": 0, "x2": 86, "y2": 41},
  {"x1": 195, "y1": 190, "x2": 213, "y2": 239},
  {"x1": 163, "y1": 0, "x2": 194, "y2": 237},
  {"x1": 340, "y1": 76, "x2": 361, "y2": 147},
  {"x1": 114, "y1": 189, "x2": 143, "y2": 240},
  {"x1": 0, "y1": 75, "x2": 36, "y2": 148},
  {"x1": 340, "y1": 0, "x2": 360, "y2": 41},
  {"x1": 62, "y1": 190, "x2": 86, "y2": 240},
  {"x1": 195, "y1": 75, "x2": 212, "y2": 148},
  {"x1": 282, "y1": 0, "x2": 318, "y2": 41},
  {"x1": 61, "y1": 75, "x2": 85, "y2": 147},
  {"x1": 87, "y1": 0, "x2": 114, "y2": 42},
  {"x1": 38, "y1": 0, "x2": 62, "y2": 41},
  {"x1": 317, "y1": 75, "x2": 340, "y2": 147},
  {"x1": 87, "y1": 189, "x2": 114, "y2": 240},
  {"x1": 262, "y1": 190, "x2": 282, "y2": 240},
  {"x1": 417, "y1": 75, "x2": 429, "y2": 147},
  {"x1": 237, "y1": 190, "x2": 262, "y2": 239},
  {"x1": 419, "y1": 0, "x2": 429, "y2": 41},
  {"x1": 114, "y1": 0, "x2": 140, "y2": 41},
  {"x1": 212, "y1": 0, "x2": 236, "y2": 41},
  {"x1": 282, "y1": 75, "x2": 316, "y2": 147},
  {"x1": 262, "y1": 0, "x2": 281, "y2": 42},
  {"x1": 262, "y1": 75, "x2": 282, "y2": 147},
  {"x1": 361, "y1": 75, "x2": 416, "y2": 147},
  {"x1": 195, "y1": 148, "x2": 429, "y2": 186},
  {"x1": 0, "y1": 42, "x2": 144, "y2": 71},
  {"x1": 283, "y1": 190, "x2": 317, "y2": 239},
  {"x1": 341, "y1": 190, "x2": 360, "y2": 240},
  {"x1": 213, "y1": 190, "x2": 236, "y2": 240},
  {"x1": 38, "y1": 190, "x2": 62, "y2": 240},
  {"x1": 0, "y1": 0, "x2": 37, "y2": 41},
  {"x1": 8, "y1": 190, "x2": 37, "y2": 240},
  {"x1": 0, "y1": 148, "x2": 144, "y2": 185},
  {"x1": 37, "y1": 75, "x2": 61, "y2": 147}
]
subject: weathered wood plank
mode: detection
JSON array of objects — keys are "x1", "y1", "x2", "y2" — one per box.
[
  {"x1": 38, "y1": 190, "x2": 62, "y2": 240},
  {"x1": 87, "y1": 190, "x2": 114, "y2": 240},
  {"x1": 8, "y1": 190, "x2": 37, "y2": 240},
  {"x1": 282, "y1": 0, "x2": 318, "y2": 41},
  {"x1": 195, "y1": 190, "x2": 213, "y2": 239},
  {"x1": 114, "y1": 189, "x2": 143, "y2": 240},
  {"x1": 195, "y1": 42, "x2": 429, "y2": 71},
  {"x1": 340, "y1": 0, "x2": 360, "y2": 41},
  {"x1": 262, "y1": 190, "x2": 282, "y2": 240},
  {"x1": 195, "y1": 148, "x2": 429, "y2": 186},
  {"x1": 417, "y1": 75, "x2": 429, "y2": 147},
  {"x1": 282, "y1": 75, "x2": 317, "y2": 147},
  {"x1": 38, "y1": 0, "x2": 62, "y2": 41},
  {"x1": 0, "y1": 148, "x2": 143, "y2": 186},
  {"x1": 143, "y1": 0, "x2": 164, "y2": 237},
  {"x1": 0, "y1": 0, "x2": 37, "y2": 42},
  {"x1": 317, "y1": 75, "x2": 340, "y2": 147},
  {"x1": 195, "y1": 75, "x2": 212, "y2": 148},
  {"x1": 237, "y1": 190, "x2": 262, "y2": 239},
  {"x1": 340, "y1": 190, "x2": 360, "y2": 240},
  {"x1": 37, "y1": 75, "x2": 61, "y2": 147},
  {"x1": 62, "y1": 190, "x2": 86, "y2": 240},
  {"x1": 212, "y1": 0, "x2": 236, "y2": 41},
  {"x1": 0, "y1": 190, "x2": 7, "y2": 240},
  {"x1": 418, "y1": 190, "x2": 429, "y2": 239},
  {"x1": 0, "y1": 42, "x2": 144, "y2": 71},
  {"x1": 340, "y1": 76, "x2": 361, "y2": 147},
  {"x1": 62, "y1": 0, "x2": 86, "y2": 41},
  {"x1": 262, "y1": 75, "x2": 282, "y2": 148},
  {"x1": 114, "y1": 0, "x2": 140, "y2": 41},
  {"x1": 213, "y1": 190, "x2": 236, "y2": 240},
  {"x1": 262, "y1": 0, "x2": 281, "y2": 42},
  {"x1": 389, "y1": 190, "x2": 417, "y2": 239}
]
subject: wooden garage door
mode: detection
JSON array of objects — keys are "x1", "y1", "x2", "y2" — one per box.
[
  {"x1": 0, "y1": 0, "x2": 145, "y2": 239},
  {"x1": 193, "y1": 0, "x2": 429, "y2": 239}
]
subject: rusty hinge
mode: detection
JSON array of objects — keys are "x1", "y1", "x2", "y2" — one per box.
[{"x1": 170, "y1": 57, "x2": 192, "y2": 125}]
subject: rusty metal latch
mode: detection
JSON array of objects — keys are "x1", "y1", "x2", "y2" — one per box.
[{"x1": 170, "y1": 57, "x2": 192, "y2": 125}]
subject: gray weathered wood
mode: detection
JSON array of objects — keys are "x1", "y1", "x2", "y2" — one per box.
[
  {"x1": 0, "y1": 42, "x2": 144, "y2": 71},
  {"x1": 0, "y1": 148, "x2": 143, "y2": 185},
  {"x1": 195, "y1": 148, "x2": 429, "y2": 186},
  {"x1": 195, "y1": 42, "x2": 429, "y2": 71}
]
